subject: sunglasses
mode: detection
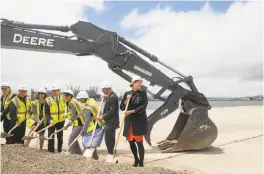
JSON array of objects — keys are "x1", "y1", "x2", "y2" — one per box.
[
  {"x1": 19, "y1": 90, "x2": 27, "y2": 93},
  {"x1": 1, "y1": 88, "x2": 7, "y2": 91},
  {"x1": 38, "y1": 93, "x2": 45, "y2": 95}
]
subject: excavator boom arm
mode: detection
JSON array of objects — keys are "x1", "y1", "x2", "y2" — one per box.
[
  {"x1": 0, "y1": 18, "x2": 217, "y2": 152},
  {"x1": 1, "y1": 19, "x2": 95, "y2": 55}
]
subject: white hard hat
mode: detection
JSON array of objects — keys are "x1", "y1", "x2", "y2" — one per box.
[
  {"x1": 76, "y1": 91, "x2": 89, "y2": 99},
  {"x1": 1, "y1": 82, "x2": 9, "y2": 87},
  {"x1": 63, "y1": 89, "x2": 74, "y2": 96},
  {"x1": 101, "y1": 81, "x2": 112, "y2": 88},
  {"x1": 38, "y1": 88, "x2": 47, "y2": 94},
  {"x1": 132, "y1": 76, "x2": 143, "y2": 82},
  {"x1": 51, "y1": 85, "x2": 60, "y2": 90},
  {"x1": 18, "y1": 84, "x2": 27, "y2": 91}
]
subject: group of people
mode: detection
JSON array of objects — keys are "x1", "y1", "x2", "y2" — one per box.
[{"x1": 0, "y1": 76, "x2": 148, "y2": 167}]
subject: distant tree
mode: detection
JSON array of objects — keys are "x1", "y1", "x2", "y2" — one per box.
[
  {"x1": 87, "y1": 86, "x2": 100, "y2": 99},
  {"x1": 30, "y1": 88, "x2": 37, "y2": 100},
  {"x1": 67, "y1": 84, "x2": 81, "y2": 97}
]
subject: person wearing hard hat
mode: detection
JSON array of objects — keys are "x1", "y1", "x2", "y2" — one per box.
[
  {"x1": 96, "y1": 81, "x2": 119, "y2": 162},
  {"x1": 45, "y1": 85, "x2": 66, "y2": 153},
  {"x1": 120, "y1": 76, "x2": 148, "y2": 167},
  {"x1": 0, "y1": 82, "x2": 17, "y2": 144},
  {"x1": 25, "y1": 88, "x2": 48, "y2": 149},
  {"x1": 76, "y1": 91, "x2": 105, "y2": 160},
  {"x1": 5, "y1": 84, "x2": 31, "y2": 144},
  {"x1": 62, "y1": 89, "x2": 84, "y2": 155}
]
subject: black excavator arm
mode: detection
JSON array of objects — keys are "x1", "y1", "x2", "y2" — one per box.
[{"x1": 0, "y1": 18, "x2": 218, "y2": 152}]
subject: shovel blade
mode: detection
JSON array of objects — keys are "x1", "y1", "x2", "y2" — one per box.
[
  {"x1": 1, "y1": 132, "x2": 13, "y2": 138},
  {"x1": 38, "y1": 136, "x2": 54, "y2": 141},
  {"x1": 22, "y1": 136, "x2": 36, "y2": 141},
  {"x1": 1, "y1": 132, "x2": 8, "y2": 138},
  {"x1": 111, "y1": 156, "x2": 119, "y2": 163},
  {"x1": 83, "y1": 148, "x2": 94, "y2": 158}
]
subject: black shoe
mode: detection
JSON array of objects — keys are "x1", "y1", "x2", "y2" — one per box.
[
  {"x1": 138, "y1": 161, "x2": 144, "y2": 167},
  {"x1": 132, "y1": 158, "x2": 139, "y2": 167}
]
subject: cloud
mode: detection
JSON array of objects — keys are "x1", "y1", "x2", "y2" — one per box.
[
  {"x1": 0, "y1": 1, "x2": 262, "y2": 98},
  {"x1": 120, "y1": 1, "x2": 263, "y2": 97},
  {"x1": 0, "y1": 0, "x2": 130, "y2": 93}
]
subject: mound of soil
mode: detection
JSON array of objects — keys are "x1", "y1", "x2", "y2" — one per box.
[{"x1": 1, "y1": 144, "x2": 187, "y2": 174}]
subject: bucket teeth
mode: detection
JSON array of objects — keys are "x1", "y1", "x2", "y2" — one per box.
[
  {"x1": 156, "y1": 140, "x2": 166, "y2": 145},
  {"x1": 161, "y1": 146, "x2": 177, "y2": 153},
  {"x1": 157, "y1": 140, "x2": 178, "y2": 150}
]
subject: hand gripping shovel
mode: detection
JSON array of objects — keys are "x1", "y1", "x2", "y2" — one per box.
[
  {"x1": 83, "y1": 94, "x2": 105, "y2": 159},
  {"x1": 112, "y1": 98, "x2": 131, "y2": 163},
  {"x1": 1, "y1": 125, "x2": 19, "y2": 138},
  {"x1": 22, "y1": 118, "x2": 44, "y2": 141}
]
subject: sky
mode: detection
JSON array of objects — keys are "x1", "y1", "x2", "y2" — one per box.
[{"x1": 0, "y1": 0, "x2": 263, "y2": 98}]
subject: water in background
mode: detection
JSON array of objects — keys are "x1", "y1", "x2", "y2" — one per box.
[
  {"x1": 97, "y1": 100, "x2": 263, "y2": 111},
  {"x1": 145, "y1": 100, "x2": 263, "y2": 110}
]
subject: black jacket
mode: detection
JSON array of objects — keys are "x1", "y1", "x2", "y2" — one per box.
[
  {"x1": 102, "y1": 91, "x2": 119, "y2": 130},
  {"x1": 120, "y1": 89, "x2": 148, "y2": 137}
]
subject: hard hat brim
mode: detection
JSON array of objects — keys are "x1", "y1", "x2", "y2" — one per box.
[{"x1": 63, "y1": 92, "x2": 73, "y2": 96}]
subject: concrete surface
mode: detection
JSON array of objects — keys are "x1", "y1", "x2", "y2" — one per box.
[{"x1": 1, "y1": 105, "x2": 263, "y2": 174}]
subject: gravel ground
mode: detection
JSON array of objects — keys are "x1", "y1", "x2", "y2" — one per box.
[{"x1": 1, "y1": 144, "x2": 188, "y2": 174}]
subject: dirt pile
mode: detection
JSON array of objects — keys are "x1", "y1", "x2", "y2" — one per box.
[{"x1": 1, "y1": 144, "x2": 187, "y2": 174}]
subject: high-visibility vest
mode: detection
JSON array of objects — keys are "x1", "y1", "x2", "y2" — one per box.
[
  {"x1": 84, "y1": 98, "x2": 104, "y2": 133},
  {"x1": 12, "y1": 95, "x2": 31, "y2": 124},
  {"x1": 0, "y1": 92, "x2": 16, "y2": 120},
  {"x1": 27, "y1": 99, "x2": 47, "y2": 129},
  {"x1": 67, "y1": 98, "x2": 84, "y2": 126},
  {"x1": 46, "y1": 95, "x2": 66, "y2": 124}
]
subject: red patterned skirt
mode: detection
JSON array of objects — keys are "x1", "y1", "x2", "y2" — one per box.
[{"x1": 127, "y1": 125, "x2": 143, "y2": 142}]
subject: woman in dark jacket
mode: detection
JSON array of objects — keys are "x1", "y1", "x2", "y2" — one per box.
[{"x1": 120, "y1": 76, "x2": 148, "y2": 167}]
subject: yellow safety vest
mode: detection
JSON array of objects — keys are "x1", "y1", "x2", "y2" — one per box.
[
  {"x1": 46, "y1": 95, "x2": 66, "y2": 124},
  {"x1": 0, "y1": 92, "x2": 15, "y2": 120},
  {"x1": 27, "y1": 99, "x2": 47, "y2": 129},
  {"x1": 84, "y1": 98, "x2": 104, "y2": 133},
  {"x1": 67, "y1": 98, "x2": 84, "y2": 126},
  {"x1": 12, "y1": 95, "x2": 31, "y2": 124}
]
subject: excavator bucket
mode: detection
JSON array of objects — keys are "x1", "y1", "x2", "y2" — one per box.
[{"x1": 156, "y1": 107, "x2": 218, "y2": 152}]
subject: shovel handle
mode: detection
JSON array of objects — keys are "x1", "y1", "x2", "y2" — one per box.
[
  {"x1": 48, "y1": 127, "x2": 65, "y2": 139},
  {"x1": 35, "y1": 124, "x2": 52, "y2": 135},
  {"x1": 88, "y1": 94, "x2": 105, "y2": 147},
  {"x1": 28, "y1": 118, "x2": 44, "y2": 137},
  {"x1": 113, "y1": 98, "x2": 130, "y2": 157},
  {"x1": 67, "y1": 133, "x2": 82, "y2": 152},
  {"x1": 8, "y1": 125, "x2": 19, "y2": 135}
]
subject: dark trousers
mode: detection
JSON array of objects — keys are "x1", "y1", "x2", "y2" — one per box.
[
  {"x1": 6, "y1": 119, "x2": 26, "y2": 144},
  {"x1": 3, "y1": 118, "x2": 12, "y2": 133},
  {"x1": 104, "y1": 126, "x2": 116, "y2": 154},
  {"x1": 48, "y1": 121, "x2": 64, "y2": 153}
]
